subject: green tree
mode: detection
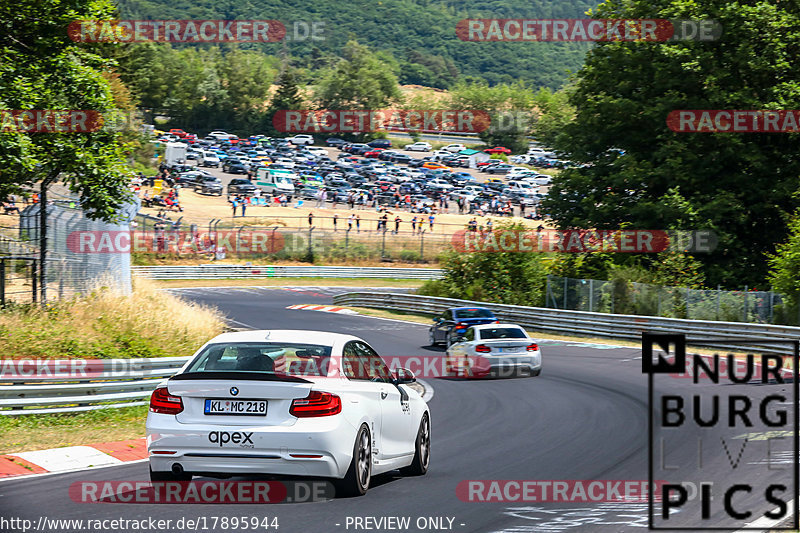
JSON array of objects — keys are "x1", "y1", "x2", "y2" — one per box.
[
  {"x1": 315, "y1": 40, "x2": 401, "y2": 111},
  {"x1": 264, "y1": 66, "x2": 305, "y2": 135},
  {"x1": 0, "y1": 0, "x2": 132, "y2": 218},
  {"x1": 768, "y1": 210, "x2": 800, "y2": 312},
  {"x1": 448, "y1": 81, "x2": 536, "y2": 153},
  {"x1": 543, "y1": 0, "x2": 800, "y2": 287}
]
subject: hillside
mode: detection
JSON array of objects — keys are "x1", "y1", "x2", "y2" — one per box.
[{"x1": 116, "y1": 0, "x2": 596, "y2": 89}]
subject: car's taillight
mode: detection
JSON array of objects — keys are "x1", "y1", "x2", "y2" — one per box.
[
  {"x1": 475, "y1": 344, "x2": 491, "y2": 353},
  {"x1": 493, "y1": 320, "x2": 500, "y2": 324},
  {"x1": 150, "y1": 386, "x2": 183, "y2": 414},
  {"x1": 290, "y1": 391, "x2": 342, "y2": 418},
  {"x1": 455, "y1": 322, "x2": 468, "y2": 329},
  {"x1": 527, "y1": 343, "x2": 539, "y2": 352}
]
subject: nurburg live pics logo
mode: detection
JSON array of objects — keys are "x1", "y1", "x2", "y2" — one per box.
[{"x1": 643, "y1": 333, "x2": 799, "y2": 530}]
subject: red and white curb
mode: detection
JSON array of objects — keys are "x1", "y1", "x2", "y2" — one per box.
[
  {"x1": 286, "y1": 304, "x2": 357, "y2": 315},
  {"x1": 0, "y1": 438, "x2": 147, "y2": 480}
]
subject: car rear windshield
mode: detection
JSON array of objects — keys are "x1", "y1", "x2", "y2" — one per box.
[
  {"x1": 454, "y1": 308, "x2": 495, "y2": 319},
  {"x1": 478, "y1": 328, "x2": 527, "y2": 340},
  {"x1": 186, "y1": 342, "x2": 332, "y2": 377}
]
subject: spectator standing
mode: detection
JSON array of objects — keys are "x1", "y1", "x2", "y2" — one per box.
[
  {"x1": 240, "y1": 196, "x2": 247, "y2": 217},
  {"x1": 348, "y1": 214, "x2": 354, "y2": 231},
  {"x1": 428, "y1": 214, "x2": 435, "y2": 232},
  {"x1": 308, "y1": 212, "x2": 314, "y2": 227},
  {"x1": 356, "y1": 214, "x2": 361, "y2": 233},
  {"x1": 231, "y1": 197, "x2": 238, "y2": 217},
  {"x1": 411, "y1": 216, "x2": 417, "y2": 233},
  {"x1": 333, "y1": 213, "x2": 338, "y2": 231},
  {"x1": 394, "y1": 215, "x2": 401, "y2": 234}
]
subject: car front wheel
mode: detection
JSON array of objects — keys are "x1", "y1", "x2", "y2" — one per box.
[{"x1": 401, "y1": 413, "x2": 430, "y2": 476}]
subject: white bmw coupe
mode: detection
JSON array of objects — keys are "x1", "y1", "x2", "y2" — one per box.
[{"x1": 146, "y1": 330, "x2": 430, "y2": 496}]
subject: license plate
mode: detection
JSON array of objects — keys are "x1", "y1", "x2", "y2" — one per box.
[
  {"x1": 498, "y1": 347, "x2": 522, "y2": 353},
  {"x1": 204, "y1": 399, "x2": 267, "y2": 416}
]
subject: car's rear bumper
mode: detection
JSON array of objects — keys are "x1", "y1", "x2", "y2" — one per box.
[{"x1": 147, "y1": 414, "x2": 355, "y2": 478}]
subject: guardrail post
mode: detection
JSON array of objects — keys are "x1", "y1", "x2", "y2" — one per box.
[
  {"x1": 381, "y1": 228, "x2": 387, "y2": 259},
  {"x1": 419, "y1": 230, "x2": 425, "y2": 261}
]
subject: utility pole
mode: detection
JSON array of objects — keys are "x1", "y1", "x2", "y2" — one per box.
[{"x1": 39, "y1": 172, "x2": 57, "y2": 305}]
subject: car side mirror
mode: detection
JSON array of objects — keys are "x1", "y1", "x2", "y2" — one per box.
[{"x1": 394, "y1": 368, "x2": 416, "y2": 384}]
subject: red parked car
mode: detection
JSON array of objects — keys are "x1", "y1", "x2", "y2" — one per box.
[
  {"x1": 168, "y1": 128, "x2": 188, "y2": 138},
  {"x1": 364, "y1": 149, "x2": 384, "y2": 158},
  {"x1": 483, "y1": 146, "x2": 512, "y2": 155}
]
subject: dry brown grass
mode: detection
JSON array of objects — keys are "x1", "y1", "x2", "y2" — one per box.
[{"x1": 0, "y1": 277, "x2": 227, "y2": 359}]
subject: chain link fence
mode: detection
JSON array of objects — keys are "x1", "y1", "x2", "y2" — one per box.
[
  {"x1": 132, "y1": 216, "x2": 457, "y2": 264},
  {"x1": 0, "y1": 198, "x2": 139, "y2": 304},
  {"x1": 545, "y1": 275, "x2": 785, "y2": 324}
]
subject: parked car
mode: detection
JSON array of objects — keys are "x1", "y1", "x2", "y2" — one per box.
[
  {"x1": 443, "y1": 143, "x2": 467, "y2": 153},
  {"x1": 222, "y1": 159, "x2": 248, "y2": 174},
  {"x1": 194, "y1": 176, "x2": 224, "y2": 195},
  {"x1": 483, "y1": 146, "x2": 512, "y2": 155},
  {"x1": 404, "y1": 141, "x2": 432, "y2": 151},
  {"x1": 289, "y1": 134, "x2": 314, "y2": 146},
  {"x1": 199, "y1": 151, "x2": 220, "y2": 167},
  {"x1": 227, "y1": 178, "x2": 257, "y2": 196},
  {"x1": 326, "y1": 137, "x2": 348, "y2": 147},
  {"x1": 367, "y1": 139, "x2": 391, "y2": 148}
]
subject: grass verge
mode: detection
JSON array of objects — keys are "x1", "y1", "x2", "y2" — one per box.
[
  {"x1": 0, "y1": 405, "x2": 147, "y2": 455},
  {"x1": 0, "y1": 277, "x2": 227, "y2": 360}
]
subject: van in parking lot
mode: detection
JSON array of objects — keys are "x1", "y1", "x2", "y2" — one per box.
[{"x1": 255, "y1": 167, "x2": 296, "y2": 198}]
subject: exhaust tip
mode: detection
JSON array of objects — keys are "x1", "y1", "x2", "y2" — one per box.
[{"x1": 171, "y1": 463, "x2": 184, "y2": 475}]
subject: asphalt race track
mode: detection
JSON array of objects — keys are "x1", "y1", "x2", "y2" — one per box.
[{"x1": 0, "y1": 286, "x2": 795, "y2": 532}]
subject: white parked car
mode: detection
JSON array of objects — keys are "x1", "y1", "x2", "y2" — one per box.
[
  {"x1": 427, "y1": 178, "x2": 454, "y2": 190},
  {"x1": 273, "y1": 157, "x2": 296, "y2": 169},
  {"x1": 208, "y1": 130, "x2": 232, "y2": 141},
  {"x1": 443, "y1": 143, "x2": 466, "y2": 153},
  {"x1": 289, "y1": 134, "x2": 314, "y2": 146},
  {"x1": 431, "y1": 150, "x2": 453, "y2": 161},
  {"x1": 199, "y1": 151, "x2": 220, "y2": 167},
  {"x1": 506, "y1": 167, "x2": 533, "y2": 179},
  {"x1": 404, "y1": 141, "x2": 432, "y2": 152},
  {"x1": 307, "y1": 146, "x2": 327, "y2": 157},
  {"x1": 445, "y1": 324, "x2": 541, "y2": 378},
  {"x1": 147, "y1": 330, "x2": 431, "y2": 497}
]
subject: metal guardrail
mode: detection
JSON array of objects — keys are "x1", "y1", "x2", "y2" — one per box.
[
  {"x1": 333, "y1": 292, "x2": 800, "y2": 355},
  {"x1": 132, "y1": 265, "x2": 444, "y2": 280},
  {"x1": 0, "y1": 357, "x2": 190, "y2": 415}
]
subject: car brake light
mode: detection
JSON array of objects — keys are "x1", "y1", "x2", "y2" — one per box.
[
  {"x1": 290, "y1": 391, "x2": 342, "y2": 418},
  {"x1": 455, "y1": 322, "x2": 468, "y2": 328},
  {"x1": 150, "y1": 386, "x2": 184, "y2": 414},
  {"x1": 475, "y1": 344, "x2": 491, "y2": 353},
  {"x1": 527, "y1": 343, "x2": 539, "y2": 352}
]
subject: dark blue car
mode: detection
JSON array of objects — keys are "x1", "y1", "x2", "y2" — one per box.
[{"x1": 428, "y1": 307, "x2": 498, "y2": 346}]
